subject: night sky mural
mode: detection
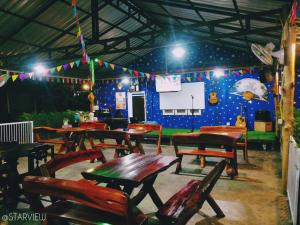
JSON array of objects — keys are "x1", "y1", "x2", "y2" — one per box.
[{"x1": 95, "y1": 42, "x2": 275, "y2": 130}]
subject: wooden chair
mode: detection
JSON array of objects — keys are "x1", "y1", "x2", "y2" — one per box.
[
  {"x1": 23, "y1": 176, "x2": 148, "y2": 225},
  {"x1": 33, "y1": 127, "x2": 69, "y2": 153},
  {"x1": 200, "y1": 126, "x2": 248, "y2": 162},
  {"x1": 79, "y1": 122, "x2": 108, "y2": 130},
  {"x1": 39, "y1": 148, "x2": 106, "y2": 178},
  {"x1": 87, "y1": 130, "x2": 134, "y2": 159},
  {"x1": 128, "y1": 123, "x2": 162, "y2": 154},
  {"x1": 23, "y1": 160, "x2": 226, "y2": 225},
  {"x1": 172, "y1": 133, "x2": 238, "y2": 178}
]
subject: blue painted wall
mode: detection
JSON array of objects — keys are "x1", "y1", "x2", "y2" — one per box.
[
  {"x1": 95, "y1": 71, "x2": 274, "y2": 130},
  {"x1": 95, "y1": 43, "x2": 275, "y2": 130}
]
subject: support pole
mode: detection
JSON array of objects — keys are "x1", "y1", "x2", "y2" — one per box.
[
  {"x1": 91, "y1": 0, "x2": 99, "y2": 42},
  {"x1": 281, "y1": 23, "x2": 296, "y2": 193}
]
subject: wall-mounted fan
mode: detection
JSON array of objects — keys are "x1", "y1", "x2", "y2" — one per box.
[{"x1": 251, "y1": 43, "x2": 284, "y2": 65}]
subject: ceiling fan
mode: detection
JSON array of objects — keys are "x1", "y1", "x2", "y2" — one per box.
[{"x1": 251, "y1": 43, "x2": 284, "y2": 65}]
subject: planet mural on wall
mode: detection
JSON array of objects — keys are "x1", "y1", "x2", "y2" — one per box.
[{"x1": 231, "y1": 78, "x2": 268, "y2": 101}]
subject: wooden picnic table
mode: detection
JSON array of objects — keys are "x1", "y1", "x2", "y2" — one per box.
[
  {"x1": 0, "y1": 142, "x2": 54, "y2": 209},
  {"x1": 81, "y1": 153, "x2": 179, "y2": 208},
  {"x1": 114, "y1": 128, "x2": 150, "y2": 154}
]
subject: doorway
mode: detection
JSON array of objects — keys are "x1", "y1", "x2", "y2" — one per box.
[{"x1": 128, "y1": 91, "x2": 146, "y2": 122}]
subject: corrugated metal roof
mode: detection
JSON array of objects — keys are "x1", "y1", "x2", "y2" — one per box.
[{"x1": 0, "y1": 0, "x2": 291, "y2": 72}]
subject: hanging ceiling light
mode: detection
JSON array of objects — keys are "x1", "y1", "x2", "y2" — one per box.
[{"x1": 172, "y1": 46, "x2": 186, "y2": 58}]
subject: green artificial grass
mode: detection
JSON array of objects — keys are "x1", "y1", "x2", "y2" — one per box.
[{"x1": 148, "y1": 128, "x2": 276, "y2": 141}]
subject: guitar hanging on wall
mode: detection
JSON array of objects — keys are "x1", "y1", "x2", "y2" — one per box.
[
  {"x1": 209, "y1": 80, "x2": 218, "y2": 105},
  {"x1": 235, "y1": 104, "x2": 246, "y2": 127}
]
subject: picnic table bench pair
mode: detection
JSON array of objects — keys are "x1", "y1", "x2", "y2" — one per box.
[{"x1": 23, "y1": 149, "x2": 227, "y2": 225}]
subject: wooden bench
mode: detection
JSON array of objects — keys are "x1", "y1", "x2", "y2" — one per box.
[
  {"x1": 128, "y1": 123, "x2": 162, "y2": 154},
  {"x1": 23, "y1": 176, "x2": 148, "y2": 225},
  {"x1": 172, "y1": 133, "x2": 239, "y2": 178},
  {"x1": 200, "y1": 126, "x2": 248, "y2": 162},
  {"x1": 157, "y1": 160, "x2": 227, "y2": 224},
  {"x1": 87, "y1": 130, "x2": 134, "y2": 159},
  {"x1": 23, "y1": 160, "x2": 226, "y2": 225}
]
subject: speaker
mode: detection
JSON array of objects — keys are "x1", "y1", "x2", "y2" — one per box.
[{"x1": 255, "y1": 110, "x2": 271, "y2": 122}]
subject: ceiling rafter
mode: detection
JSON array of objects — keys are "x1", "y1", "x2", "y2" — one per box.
[
  {"x1": 137, "y1": 0, "x2": 284, "y2": 23},
  {"x1": 232, "y1": 0, "x2": 250, "y2": 51}
]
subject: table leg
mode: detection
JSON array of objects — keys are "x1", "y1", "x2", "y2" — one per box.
[
  {"x1": 131, "y1": 175, "x2": 162, "y2": 208},
  {"x1": 78, "y1": 133, "x2": 87, "y2": 150},
  {"x1": 5, "y1": 158, "x2": 22, "y2": 210},
  {"x1": 135, "y1": 139, "x2": 145, "y2": 154},
  {"x1": 123, "y1": 185, "x2": 134, "y2": 196}
]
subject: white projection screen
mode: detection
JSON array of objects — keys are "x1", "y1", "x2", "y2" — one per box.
[{"x1": 159, "y1": 82, "x2": 205, "y2": 110}]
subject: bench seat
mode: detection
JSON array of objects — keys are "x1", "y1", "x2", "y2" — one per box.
[
  {"x1": 36, "y1": 139, "x2": 65, "y2": 145},
  {"x1": 43, "y1": 200, "x2": 148, "y2": 225},
  {"x1": 177, "y1": 149, "x2": 235, "y2": 158}
]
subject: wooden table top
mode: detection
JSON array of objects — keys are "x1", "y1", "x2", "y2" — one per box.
[
  {"x1": 172, "y1": 131, "x2": 242, "y2": 140},
  {"x1": 34, "y1": 126, "x2": 87, "y2": 133},
  {"x1": 82, "y1": 153, "x2": 179, "y2": 186},
  {"x1": 113, "y1": 128, "x2": 150, "y2": 136},
  {"x1": 0, "y1": 143, "x2": 52, "y2": 158}
]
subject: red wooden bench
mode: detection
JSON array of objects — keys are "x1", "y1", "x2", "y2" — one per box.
[
  {"x1": 128, "y1": 123, "x2": 163, "y2": 154},
  {"x1": 200, "y1": 126, "x2": 248, "y2": 162},
  {"x1": 23, "y1": 176, "x2": 148, "y2": 225},
  {"x1": 157, "y1": 160, "x2": 227, "y2": 224},
  {"x1": 23, "y1": 160, "x2": 226, "y2": 225},
  {"x1": 172, "y1": 133, "x2": 240, "y2": 178}
]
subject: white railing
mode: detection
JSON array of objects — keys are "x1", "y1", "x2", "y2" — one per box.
[
  {"x1": 0, "y1": 121, "x2": 34, "y2": 144},
  {"x1": 287, "y1": 136, "x2": 300, "y2": 225}
]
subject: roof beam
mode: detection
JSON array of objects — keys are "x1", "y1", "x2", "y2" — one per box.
[
  {"x1": 104, "y1": 0, "x2": 156, "y2": 32},
  {"x1": 91, "y1": 0, "x2": 99, "y2": 42},
  {"x1": 7, "y1": 23, "x2": 280, "y2": 58},
  {"x1": 137, "y1": 0, "x2": 286, "y2": 23}
]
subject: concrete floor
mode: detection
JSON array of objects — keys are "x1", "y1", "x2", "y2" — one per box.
[{"x1": 1, "y1": 142, "x2": 291, "y2": 225}]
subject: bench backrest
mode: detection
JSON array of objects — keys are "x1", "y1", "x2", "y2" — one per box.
[
  {"x1": 23, "y1": 176, "x2": 130, "y2": 217},
  {"x1": 128, "y1": 123, "x2": 162, "y2": 154},
  {"x1": 40, "y1": 148, "x2": 104, "y2": 177},
  {"x1": 200, "y1": 126, "x2": 247, "y2": 141},
  {"x1": 79, "y1": 122, "x2": 108, "y2": 130},
  {"x1": 33, "y1": 127, "x2": 58, "y2": 142},
  {"x1": 172, "y1": 133, "x2": 238, "y2": 147}
]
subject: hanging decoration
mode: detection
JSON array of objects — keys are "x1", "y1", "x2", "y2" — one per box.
[
  {"x1": 0, "y1": 74, "x2": 10, "y2": 87},
  {"x1": 72, "y1": 0, "x2": 89, "y2": 63}
]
